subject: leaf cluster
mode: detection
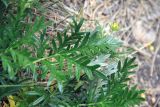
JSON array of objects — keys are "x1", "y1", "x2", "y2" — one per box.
[{"x1": 0, "y1": 1, "x2": 144, "y2": 107}]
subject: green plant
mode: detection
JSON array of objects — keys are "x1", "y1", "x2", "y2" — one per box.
[{"x1": 0, "y1": 0, "x2": 144, "y2": 107}]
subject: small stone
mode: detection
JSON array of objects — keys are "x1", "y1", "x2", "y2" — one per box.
[
  {"x1": 133, "y1": 21, "x2": 156, "y2": 44},
  {"x1": 151, "y1": 97, "x2": 156, "y2": 104}
]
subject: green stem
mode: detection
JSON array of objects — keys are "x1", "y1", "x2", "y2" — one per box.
[
  {"x1": 0, "y1": 84, "x2": 34, "y2": 88},
  {"x1": 78, "y1": 102, "x2": 103, "y2": 106},
  {"x1": 0, "y1": 82, "x2": 49, "y2": 88},
  {"x1": 24, "y1": 54, "x2": 60, "y2": 68}
]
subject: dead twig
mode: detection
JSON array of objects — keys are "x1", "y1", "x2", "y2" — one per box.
[
  {"x1": 150, "y1": 43, "x2": 160, "y2": 77},
  {"x1": 124, "y1": 42, "x2": 151, "y2": 57},
  {"x1": 154, "y1": 96, "x2": 160, "y2": 107},
  {"x1": 150, "y1": 22, "x2": 160, "y2": 77}
]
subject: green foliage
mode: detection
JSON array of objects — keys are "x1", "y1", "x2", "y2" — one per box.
[{"x1": 0, "y1": 0, "x2": 144, "y2": 107}]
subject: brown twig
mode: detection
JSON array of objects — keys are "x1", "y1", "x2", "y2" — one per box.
[
  {"x1": 154, "y1": 96, "x2": 160, "y2": 107},
  {"x1": 150, "y1": 21, "x2": 160, "y2": 77},
  {"x1": 123, "y1": 42, "x2": 151, "y2": 57},
  {"x1": 150, "y1": 43, "x2": 160, "y2": 77}
]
